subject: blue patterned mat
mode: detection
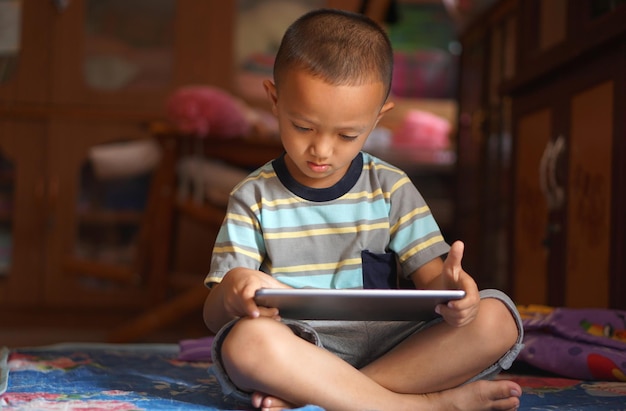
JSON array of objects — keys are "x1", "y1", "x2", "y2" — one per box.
[
  {"x1": 1, "y1": 344, "x2": 625, "y2": 410},
  {"x1": 1, "y1": 344, "x2": 324, "y2": 411}
]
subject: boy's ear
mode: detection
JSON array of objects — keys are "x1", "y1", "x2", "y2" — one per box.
[
  {"x1": 375, "y1": 100, "x2": 395, "y2": 125},
  {"x1": 263, "y1": 79, "x2": 279, "y2": 115}
]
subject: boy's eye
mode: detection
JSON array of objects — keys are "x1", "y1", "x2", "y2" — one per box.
[
  {"x1": 340, "y1": 134, "x2": 359, "y2": 141},
  {"x1": 293, "y1": 124, "x2": 311, "y2": 132},
  {"x1": 292, "y1": 122, "x2": 358, "y2": 141}
]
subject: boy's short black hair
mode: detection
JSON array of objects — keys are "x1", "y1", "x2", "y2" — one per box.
[{"x1": 273, "y1": 9, "x2": 394, "y2": 101}]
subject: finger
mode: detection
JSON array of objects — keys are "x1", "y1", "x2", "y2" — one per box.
[
  {"x1": 437, "y1": 305, "x2": 474, "y2": 327},
  {"x1": 447, "y1": 285, "x2": 479, "y2": 313},
  {"x1": 241, "y1": 286, "x2": 261, "y2": 318},
  {"x1": 444, "y1": 241, "x2": 464, "y2": 284},
  {"x1": 257, "y1": 306, "x2": 280, "y2": 318},
  {"x1": 244, "y1": 300, "x2": 260, "y2": 318}
]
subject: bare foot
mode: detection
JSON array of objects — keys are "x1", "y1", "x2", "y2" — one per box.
[
  {"x1": 426, "y1": 379, "x2": 522, "y2": 411},
  {"x1": 252, "y1": 379, "x2": 521, "y2": 411},
  {"x1": 251, "y1": 391, "x2": 296, "y2": 411}
]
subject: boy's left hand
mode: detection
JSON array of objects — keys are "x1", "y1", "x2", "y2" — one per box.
[{"x1": 435, "y1": 241, "x2": 480, "y2": 327}]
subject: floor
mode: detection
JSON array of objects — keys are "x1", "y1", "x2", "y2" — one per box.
[
  {"x1": 1, "y1": 316, "x2": 209, "y2": 349},
  {"x1": 1, "y1": 327, "x2": 110, "y2": 349}
]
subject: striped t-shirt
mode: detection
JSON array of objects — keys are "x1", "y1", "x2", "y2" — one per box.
[{"x1": 205, "y1": 152, "x2": 450, "y2": 289}]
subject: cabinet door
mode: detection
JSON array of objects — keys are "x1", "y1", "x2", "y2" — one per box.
[
  {"x1": 0, "y1": 121, "x2": 46, "y2": 305},
  {"x1": 512, "y1": 106, "x2": 551, "y2": 305},
  {"x1": 512, "y1": 49, "x2": 620, "y2": 308},
  {"x1": 0, "y1": 0, "x2": 54, "y2": 103},
  {"x1": 44, "y1": 121, "x2": 156, "y2": 308},
  {"x1": 566, "y1": 81, "x2": 613, "y2": 307},
  {"x1": 50, "y1": 0, "x2": 234, "y2": 109},
  {"x1": 516, "y1": 0, "x2": 626, "y2": 89}
]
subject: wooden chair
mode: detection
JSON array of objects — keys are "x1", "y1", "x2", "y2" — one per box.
[{"x1": 107, "y1": 124, "x2": 283, "y2": 342}]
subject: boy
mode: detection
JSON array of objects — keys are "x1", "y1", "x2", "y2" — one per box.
[{"x1": 203, "y1": 9, "x2": 524, "y2": 411}]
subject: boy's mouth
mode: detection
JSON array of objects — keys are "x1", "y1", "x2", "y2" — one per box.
[{"x1": 307, "y1": 161, "x2": 330, "y2": 173}]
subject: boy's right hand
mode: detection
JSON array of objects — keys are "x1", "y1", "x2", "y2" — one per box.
[{"x1": 219, "y1": 267, "x2": 289, "y2": 320}]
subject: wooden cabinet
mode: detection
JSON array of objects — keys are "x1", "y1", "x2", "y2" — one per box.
[
  {"x1": 510, "y1": 0, "x2": 625, "y2": 308},
  {"x1": 457, "y1": 0, "x2": 626, "y2": 309},
  {"x1": 512, "y1": 50, "x2": 622, "y2": 308},
  {"x1": 0, "y1": 0, "x2": 239, "y2": 328},
  {"x1": 0, "y1": 2, "x2": 54, "y2": 104},
  {"x1": 1, "y1": 1, "x2": 235, "y2": 106},
  {"x1": 0, "y1": 118, "x2": 156, "y2": 309},
  {"x1": 48, "y1": 0, "x2": 233, "y2": 108},
  {"x1": 0, "y1": 121, "x2": 47, "y2": 306},
  {"x1": 44, "y1": 120, "x2": 157, "y2": 308}
]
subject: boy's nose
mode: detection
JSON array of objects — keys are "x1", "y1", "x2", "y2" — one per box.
[{"x1": 310, "y1": 134, "x2": 333, "y2": 159}]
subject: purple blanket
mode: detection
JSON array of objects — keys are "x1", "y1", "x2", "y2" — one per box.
[{"x1": 518, "y1": 305, "x2": 626, "y2": 381}]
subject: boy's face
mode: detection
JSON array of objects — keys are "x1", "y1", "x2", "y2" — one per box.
[{"x1": 264, "y1": 70, "x2": 394, "y2": 189}]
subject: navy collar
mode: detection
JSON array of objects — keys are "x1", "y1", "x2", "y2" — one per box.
[{"x1": 272, "y1": 152, "x2": 363, "y2": 202}]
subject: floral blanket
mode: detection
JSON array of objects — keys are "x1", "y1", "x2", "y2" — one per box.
[
  {"x1": 0, "y1": 343, "x2": 322, "y2": 411},
  {"x1": 1, "y1": 343, "x2": 626, "y2": 410}
]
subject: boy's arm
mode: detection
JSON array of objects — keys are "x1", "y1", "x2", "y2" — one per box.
[
  {"x1": 408, "y1": 241, "x2": 480, "y2": 327},
  {"x1": 408, "y1": 255, "x2": 445, "y2": 290},
  {"x1": 203, "y1": 281, "x2": 237, "y2": 334}
]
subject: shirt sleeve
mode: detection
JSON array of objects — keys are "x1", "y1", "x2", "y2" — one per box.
[{"x1": 204, "y1": 190, "x2": 266, "y2": 287}]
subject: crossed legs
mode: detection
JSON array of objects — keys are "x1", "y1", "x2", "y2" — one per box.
[{"x1": 219, "y1": 297, "x2": 521, "y2": 411}]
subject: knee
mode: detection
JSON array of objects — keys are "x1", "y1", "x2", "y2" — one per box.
[
  {"x1": 221, "y1": 317, "x2": 289, "y2": 374},
  {"x1": 476, "y1": 298, "x2": 520, "y2": 351}
]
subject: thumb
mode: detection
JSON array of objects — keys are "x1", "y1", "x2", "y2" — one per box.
[
  {"x1": 243, "y1": 288, "x2": 261, "y2": 318},
  {"x1": 443, "y1": 241, "x2": 464, "y2": 285}
]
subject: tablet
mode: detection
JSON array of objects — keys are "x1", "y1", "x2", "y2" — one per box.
[{"x1": 254, "y1": 288, "x2": 465, "y2": 321}]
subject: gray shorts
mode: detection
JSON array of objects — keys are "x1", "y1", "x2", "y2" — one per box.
[{"x1": 209, "y1": 289, "x2": 524, "y2": 403}]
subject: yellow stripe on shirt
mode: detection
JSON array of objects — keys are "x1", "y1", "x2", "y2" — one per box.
[
  {"x1": 390, "y1": 205, "x2": 430, "y2": 234},
  {"x1": 212, "y1": 245, "x2": 263, "y2": 262},
  {"x1": 264, "y1": 222, "x2": 389, "y2": 239},
  {"x1": 398, "y1": 235, "x2": 445, "y2": 262},
  {"x1": 271, "y1": 258, "x2": 362, "y2": 274}
]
